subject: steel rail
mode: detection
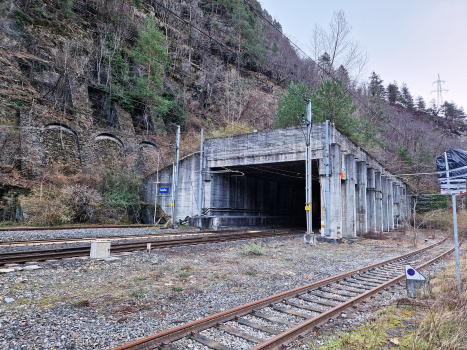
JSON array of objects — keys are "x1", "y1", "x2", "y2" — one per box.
[
  {"x1": 109, "y1": 238, "x2": 448, "y2": 350},
  {"x1": 0, "y1": 224, "x2": 153, "y2": 232},
  {"x1": 0, "y1": 229, "x2": 256, "y2": 247},
  {"x1": 251, "y1": 246, "x2": 455, "y2": 350},
  {"x1": 0, "y1": 230, "x2": 294, "y2": 264}
]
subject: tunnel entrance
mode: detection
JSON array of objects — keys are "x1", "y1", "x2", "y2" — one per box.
[{"x1": 209, "y1": 160, "x2": 320, "y2": 229}]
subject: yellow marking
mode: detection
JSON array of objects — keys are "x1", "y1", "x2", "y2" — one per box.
[
  {"x1": 171, "y1": 203, "x2": 174, "y2": 207},
  {"x1": 305, "y1": 206, "x2": 311, "y2": 211}
]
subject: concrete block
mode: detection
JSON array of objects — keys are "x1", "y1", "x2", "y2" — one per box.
[
  {"x1": 90, "y1": 240, "x2": 111, "y2": 259},
  {"x1": 23, "y1": 265, "x2": 41, "y2": 270},
  {"x1": 406, "y1": 279, "x2": 430, "y2": 299},
  {"x1": 303, "y1": 233, "x2": 316, "y2": 245},
  {"x1": 187, "y1": 216, "x2": 216, "y2": 229}
]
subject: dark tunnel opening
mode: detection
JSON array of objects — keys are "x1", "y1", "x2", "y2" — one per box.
[{"x1": 209, "y1": 160, "x2": 321, "y2": 229}]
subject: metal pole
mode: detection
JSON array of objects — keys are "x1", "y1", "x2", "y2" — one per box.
[
  {"x1": 173, "y1": 125, "x2": 180, "y2": 225},
  {"x1": 325, "y1": 120, "x2": 330, "y2": 236},
  {"x1": 305, "y1": 100, "x2": 313, "y2": 235},
  {"x1": 198, "y1": 129, "x2": 204, "y2": 216},
  {"x1": 452, "y1": 194, "x2": 462, "y2": 300}
]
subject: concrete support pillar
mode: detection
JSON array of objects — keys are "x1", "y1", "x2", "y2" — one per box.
[
  {"x1": 319, "y1": 175, "x2": 326, "y2": 236},
  {"x1": 375, "y1": 171, "x2": 383, "y2": 232},
  {"x1": 393, "y1": 184, "x2": 401, "y2": 228},
  {"x1": 343, "y1": 155, "x2": 356, "y2": 237},
  {"x1": 382, "y1": 176, "x2": 389, "y2": 232},
  {"x1": 366, "y1": 168, "x2": 376, "y2": 231},
  {"x1": 356, "y1": 161, "x2": 367, "y2": 235},
  {"x1": 329, "y1": 144, "x2": 342, "y2": 238},
  {"x1": 388, "y1": 181, "x2": 394, "y2": 230}
]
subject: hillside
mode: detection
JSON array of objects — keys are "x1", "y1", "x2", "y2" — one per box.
[{"x1": 0, "y1": 0, "x2": 466, "y2": 225}]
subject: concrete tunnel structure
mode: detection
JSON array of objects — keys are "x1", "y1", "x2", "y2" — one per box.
[{"x1": 144, "y1": 123, "x2": 411, "y2": 238}]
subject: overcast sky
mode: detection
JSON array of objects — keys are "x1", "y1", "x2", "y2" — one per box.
[{"x1": 259, "y1": 0, "x2": 467, "y2": 111}]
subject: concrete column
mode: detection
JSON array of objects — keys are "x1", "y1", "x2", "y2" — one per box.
[
  {"x1": 319, "y1": 175, "x2": 326, "y2": 236},
  {"x1": 366, "y1": 168, "x2": 376, "y2": 231},
  {"x1": 382, "y1": 176, "x2": 389, "y2": 232},
  {"x1": 375, "y1": 171, "x2": 383, "y2": 232},
  {"x1": 356, "y1": 161, "x2": 367, "y2": 235},
  {"x1": 329, "y1": 144, "x2": 342, "y2": 239},
  {"x1": 388, "y1": 181, "x2": 394, "y2": 230},
  {"x1": 393, "y1": 184, "x2": 400, "y2": 228},
  {"x1": 343, "y1": 154, "x2": 356, "y2": 237}
]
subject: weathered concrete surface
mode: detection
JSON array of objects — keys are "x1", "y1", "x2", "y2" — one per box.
[{"x1": 144, "y1": 123, "x2": 408, "y2": 235}]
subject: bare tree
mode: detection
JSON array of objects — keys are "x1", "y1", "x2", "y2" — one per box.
[{"x1": 309, "y1": 10, "x2": 368, "y2": 83}]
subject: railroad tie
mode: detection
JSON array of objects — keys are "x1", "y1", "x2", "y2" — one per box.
[
  {"x1": 272, "y1": 305, "x2": 312, "y2": 319},
  {"x1": 298, "y1": 295, "x2": 338, "y2": 307},
  {"x1": 190, "y1": 334, "x2": 235, "y2": 350},
  {"x1": 253, "y1": 311, "x2": 298, "y2": 327},
  {"x1": 217, "y1": 324, "x2": 264, "y2": 344},
  {"x1": 284, "y1": 300, "x2": 323, "y2": 314},
  {"x1": 309, "y1": 291, "x2": 348, "y2": 302},
  {"x1": 236, "y1": 318, "x2": 281, "y2": 335}
]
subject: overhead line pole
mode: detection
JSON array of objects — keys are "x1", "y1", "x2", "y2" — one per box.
[
  {"x1": 173, "y1": 125, "x2": 181, "y2": 227},
  {"x1": 198, "y1": 128, "x2": 204, "y2": 216},
  {"x1": 305, "y1": 100, "x2": 313, "y2": 236}
]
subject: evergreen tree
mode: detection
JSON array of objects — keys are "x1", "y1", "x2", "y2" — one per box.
[
  {"x1": 231, "y1": 1, "x2": 266, "y2": 70},
  {"x1": 415, "y1": 96, "x2": 426, "y2": 112},
  {"x1": 400, "y1": 83, "x2": 414, "y2": 110},
  {"x1": 386, "y1": 81, "x2": 400, "y2": 103},
  {"x1": 274, "y1": 82, "x2": 311, "y2": 129},
  {"x1": 311, "y1": 79, "x2": 359, "y2": 140},
  {"x1": 369, "y1": 71, "x2": 385, "y2": 98},
  {"x1": 443, "y1": 101, "x2": 465, "y2": 120},
  {"x1": 318, "y1": 52, "x2": 332, "y2": 75},
  {"x1": 130, "y1": 17, "x2": 172, "y2": 122},
  {"x1": 336, "y1": 65, "x2": 350, "y2": 87}
]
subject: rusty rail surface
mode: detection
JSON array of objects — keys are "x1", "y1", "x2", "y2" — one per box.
[
  {"x1": 109, "y1": 238, "x2": 449, "y2": 350},
  {"x1": 0, "y1": 229, "x2": 296, "y2": 265}
]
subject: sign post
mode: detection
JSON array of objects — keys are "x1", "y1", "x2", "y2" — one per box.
[{"x1": 436, "y1": 149, "x2": 465, "y2": 300}]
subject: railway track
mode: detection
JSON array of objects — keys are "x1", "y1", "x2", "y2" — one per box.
[
  {"x1": 110, "y1": 238, "x2": 453, "y2": 350},
  {"x1": 0, "y1": 229, "x2": 255, "y2": 247},
  {"x1": 0, "y1": 224, "x2": 154, "y2": 232},
  {"x1": 0, "y1": 229, "x2": 296, "y2": 265}
]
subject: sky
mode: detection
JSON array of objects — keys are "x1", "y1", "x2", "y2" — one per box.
[{"x1": 258, "y1": 0, "x2": 467, "y2": 111}]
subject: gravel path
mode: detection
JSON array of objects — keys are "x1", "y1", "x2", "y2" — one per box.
[{"x1": 0, "y1": 232, "x2": 453, "y2": 350}]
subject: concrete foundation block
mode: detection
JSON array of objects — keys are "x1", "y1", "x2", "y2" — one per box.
[
  {"x1": 187, "y1": 216, "x2": 216, "y2": 229},
  {"x1": 90, "y1": 240, "x2": 111, "y2": 259},
  {"x1": 406, "y1": 279, "x2": 430, "y2": 299},
  {"x1": 303, "y1": 233, "x2": 316, "y2": 245}
]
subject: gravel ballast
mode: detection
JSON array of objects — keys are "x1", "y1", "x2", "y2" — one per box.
[{"x1": 0, "y1": 230, "x2": 454, "y2": 350}]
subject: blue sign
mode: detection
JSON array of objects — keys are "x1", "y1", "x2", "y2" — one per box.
[{"x1": 159, "y1": 187, "x2": 170, "y2": 194}]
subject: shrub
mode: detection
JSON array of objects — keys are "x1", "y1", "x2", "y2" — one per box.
[
  {"x1": 131, "y1": 291, "x2": 144, "y2": 298},
  {"x1": 173, "y1": 287, "x2": 183, "y2": 292},
  {"x1": 243, "y1": 241, "x2": 265, "y2": 256},
  {"x1": 72, "y1": 299, "x2": 90, "y2": 308}
]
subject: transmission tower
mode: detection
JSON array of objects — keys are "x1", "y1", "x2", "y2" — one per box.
[{"x1": 431, "y1": 74, "x2": 448, "y2": 111}]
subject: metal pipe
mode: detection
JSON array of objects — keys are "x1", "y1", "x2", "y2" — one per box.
[
  {"x1": 325, "y1": 120, "x2": 330, "y2": 236},
  {"x1": 452, "y1": 194, "x2": 462, "y2": 299},
  {"x1": 198, "y1": 129, "x2": 204, "y2": 216}
]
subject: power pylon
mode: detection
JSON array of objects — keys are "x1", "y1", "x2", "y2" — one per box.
[{"x1": 431, "y1": 74, "x2": 448, "y2": 111}]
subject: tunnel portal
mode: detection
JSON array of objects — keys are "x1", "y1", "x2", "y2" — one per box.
[{"x1": 208, "y1": 160, "x2": 320, "y2": 229}]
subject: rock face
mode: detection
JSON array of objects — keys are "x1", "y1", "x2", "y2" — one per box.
[{"x1": 0, "y1": 0, "x2": 282, "y2": 181}]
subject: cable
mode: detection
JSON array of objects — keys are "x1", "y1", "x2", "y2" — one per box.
[{"x1": 242, "y1": 0, "x2": 407, "y2": 136}]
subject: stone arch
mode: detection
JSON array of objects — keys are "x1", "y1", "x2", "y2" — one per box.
[
  {"x1": 42, "y1": 123, "x2": 81, "y2": 174},
  {"x1": 139, "y1": 140, "x2": 158, "y2": 149},
  {"x1": 93, "y1": 132, "x2": 124, "y2": 165},
  {"x1": 94, "y1": 133, "x2": 124, "y2": 147},
  {"x1": 138, "y1": 141, "x2": 160, "y2": 176}
]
